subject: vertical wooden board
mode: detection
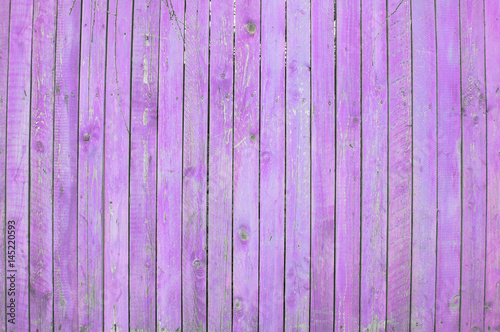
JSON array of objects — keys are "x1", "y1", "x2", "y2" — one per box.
[
  {"x1": 459, "y1": 0, "x2": 487, "y2": 329},
  {"x1": 360, "y1": 0, "x2": 388, "y2": 330},
  {"x1": 182, "y1": 0, "x2": 209, "y2": 329},
  {"x1": 77, "y1": 0, "x2": 107, "y2": 329},
  {"x1": 386, "y1": 0, "x2": 412, "y2": 330},
  {"x1": 485, "y1": 0, "x2": 500, "y2": 329},
  {"x1": 30, "y1": 0, "x2": 57, "y2": 329},
  {"x1": 207, "y1": 0, "x2": 233, "y2": 330},
  {"x1": 157, "y1": 0, "x2": 184, "y2": 330},
  {"x1": 103, "y1": 0, "x2": 132, "y2": 330},
  {"x1": 335, "y1": 0, "x2": 361, "y2": 330},
  {"x1": 53, "y1": 0, "x2": 81, "y2": 330},
  {"x1": 259, "y1": 0, "x2": 285, "y2": 329},
  {"x1": 129, "y1": 0, "x2": 160, "y2": 329},
  {"x1": 5, "y1": 0, "x2": 33, "y2": 330},
  {"x1": 410, "y1": 0, "x2": 437, "y2": 330},
  {"x1": 285, "y1": 0, "x2": 311, "y2": 329},
  {"x1": 233, "y1": 0, "x2": 260, "y2": 330}
]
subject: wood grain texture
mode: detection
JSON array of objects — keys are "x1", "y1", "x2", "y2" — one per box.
[
  {"x1": 5, "y1": 0, "x2": 33, "y2": 329},
  {"x1": 459, "y1": 0, "x2": 487, "y2": 330},
  {"x1": 285, "y1": 0, "x2": 311, "y2": 330},
  {"x1": 182, "y1": 0, "x2": 209, "y2": 329},
  {"x1": 233, "y1": 0, "x2": 260, "y2": 330},
  {"x1": 410, "y1": 0, "x2": 437, "y2": 330},
  {"x1": 360, "y1": 0, "x2": 388, "y2": 330},
  {"x1": 103, "y1": 0, "x2": 132, "y2": 330},
  {"x1": 53, "y1": 0, "x2": 81, "y2": 330}
]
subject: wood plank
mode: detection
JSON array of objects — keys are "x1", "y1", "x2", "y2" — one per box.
[
  {"x1": 259, "y1": 0, "x2": 285, "y2": 329},
  {"x1": 103, "y1": 0, "x2": 132, "y2": 330},
  {"x1": 156, "y1": 0, "x2": 184, "y2": 330},
  {"x1": 435, "y1": 0, "x2": 462, "y2": 330},
  {"x1": 360, "y1": 0, "x2": 388, "y2": 329},
  {"x1": 335, "y1": 0, "x2": 361, "y2": 330},
  {"x1": 386, "y1": 0, "x2": 412, "y2": 329},
  {"x1": 410, "y1": 0, "x2": 437, "y2": 329},
  {"x1": 207, "y1": 0, "x2": 233, "y2": 330},
  {"x1": 182, "y1": 0, "x2": 209, "y2": 329},
  {"x1": 5, "y1": 0, "x2": 33, "y2": 329},
  {"x1": 233, "y1": 0, "x2": 260, "y2": 330},
  {"x1": 53, "y1": 0, "x2": 81, "y2": 329},
  {"x1": 485, "y1": 0, "x2": 500, "y2": 329},
  {"x1": 129, "y1": 0, "x2": 160, "y2": 329},
  {"x1": 285, "y1": 0, "x2": 311, "y2": 329},
  {"x1": 30, "y1": 0, "x2": 57, "y2": 329},
  {"x1": 459, "y1": 0, "x2": 487, "y2": 329}
]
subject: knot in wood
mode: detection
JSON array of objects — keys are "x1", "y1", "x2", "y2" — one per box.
[{"x1": 246, "y1": 22, "x2": 257, "y2": 34}]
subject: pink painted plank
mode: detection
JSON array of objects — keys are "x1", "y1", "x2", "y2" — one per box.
[
  {"x1": 259, "y1": 0, "x2": 285, "y2": 329},
  {"x1": 207, "y1": 0, "x2": 233, "y2": 330},
  {"x1": 5, "y1": 0, "x2": 33, "y2": 329},
  {"x1": 53, "y1": 0, "x2": 81, "y2": 330},
  {"x1": 156, "y1": 0, "x2": 184, "y2": 330},
  {"x1": 459, "y1": 0, "x2": 487, "y2": 330},
  {"x1": 386, "y1": 0, "x2": 412, "y2": 330},
  {"x1": 435, "y1": 0, "x2": 462, "y2": 330},
  {"x1": 233, "y1": 1, "x2": 260, "y2": 330},
  {"x1": 103, "y1": 0, "x2": 132, "y2": 330},
  {"x1": 182, "y1": 0, "x2": 209, "y2": 329},
  {"x1": 129, "y1": 0, "x2": 160, "y2": 329},
  {"x1": 29, "y1": 0, "x2": 57, "y2": 329},
  {"x1": 360, "y1": 0, "x2": 388, "y2": 329},
  {"x1": 285, "y1": 0, "x2": 311, "y2": 329},
  {"x1": 410, "y1": 0, "x2": 437, "y2": 330},
  {"x1": 335, "y1": 1, "x2": 361, "y2": 330},
  {"x1": 485, "y1": 0, "x2": 500, "y2": 329}
]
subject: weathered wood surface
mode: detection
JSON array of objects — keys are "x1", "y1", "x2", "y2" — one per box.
[{"x1": 1, "y1": 0, "x2": 499, "y2": 330}]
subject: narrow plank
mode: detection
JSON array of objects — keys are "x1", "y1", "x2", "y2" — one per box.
[
  {"x1": 459, "y1": 0, "x2": 487, "y2": 329},
  {"x1": 435, "y1": 0, "x2": 462, "y2": 329},
  {"x1": 30, "y1": 0, "x2": 57, "y2": 329},
  {"x1": 182, "y1": 0, "x2": 209, "y2": 328},
  {"x1": 386, "y1": 0, "x2": 412, "y2": 330},
  {"x1": 259, "y1": 0, "x2": 286, "y2": 329},
  {"x1": 360, "y1": 0, "x2": 388, "y2": 329},
  {"x1": 335, "y1": 0, "x2": 361, "y2": 330},
  {"x1": 485, "y1": 0, "x2": 500, "y2": 329},
  {"x1": 53, "y1": 0, "x2": 81, "y2": 329},
  {"x1": 5, "y1": 0, "x2": 33, "y2": 329},
  {"x1": 157, "y1": 0, "x2": 184, "y2": 330},
  {"x1": 207, "y1": 0, "x2": 233, "y2": 330},
  {"x1": 77, "y1": 0, "x2": 107, "y2": 329},
  {"x1": 285, "y1": 0, "x2": 311, "y2": 329},
  {"x1": 103, "y1": 0, "x2": 132, "y2": 330},
  {"x1": 410, "y1": 0, "x2": 437, "y2": 329},
  {"x1": 233, "y1": 0, "x2": 260, "y2": 330},
  {"x1": 129, "y1": 0, "x2": 160, "y2": 329}
]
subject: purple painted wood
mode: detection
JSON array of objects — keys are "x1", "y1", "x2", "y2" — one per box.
[
  {"x1": 259, "y1": 0, "x2": 285, "y2": 329},
  {"x1": 53, "y1": 0, "x2": 81, "y2": 329},
  {"x1": 30, "y1": 0, "x2": 57, "y2": 329},
  {"x1": 435, "y1": 0, "x2": 462, "y2": 329},
  {"x1": 182, "y1": 0, "x2": 209, "y2": 329},
  {"x1": 410, "y1": 0, "x2": 437, "y2": 330},
  {"x1": 485, "y1": 0, "x2": 500, "y2": 329},
  {"x1": 129, "y1": 0, "x2": 160, "y2": 329},
  {"x1": 460, "y1": 0, "x2": 487, "y2": 330},
  {"x1": 285, "y1": 0, "x2": 311, "y2": 329},
  {"x1": 233, "y1": 1, "x2": 260, "y2": 330},
  {"x1": 156, "y1": 0, "x2": 184, "y2": 330},
  {"x1": 207, "y1": 0, "x2": 233, "y2": 330},
  {"x1": 5, "y1": 0, "x2": 33, "y2": 329},
  {"x1": 360, "y1": 0, "x2": 388, "y2": 329},
  {"x1": 104, "y1": 0, "x2": 132, "y2": 330},
  {"x1": 335, "y1": 1, "x2": 361, "y2": 330}
]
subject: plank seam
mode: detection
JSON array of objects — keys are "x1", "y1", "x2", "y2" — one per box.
[
  {"x1": 482, "y1": 0, "x2": 489, "y2": 329},
  {"x1": 458, "y1": 0, "x2": 464, "y2": 328},
  {"x1": 433, "y1": 0, "x2": 439, "y2": 330}
]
